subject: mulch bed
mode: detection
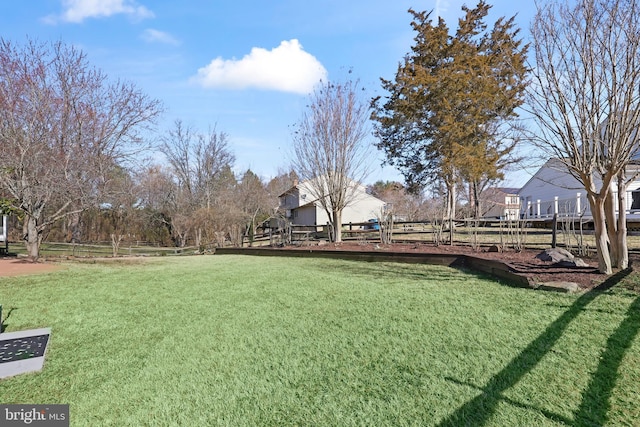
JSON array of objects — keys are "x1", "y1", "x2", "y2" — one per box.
[
  {"x1": 0, "y1": 245, "x2": 628, "y2": 291},
  {"x1": 286, "y1": 242, "x2": 617, "y2": 291}
]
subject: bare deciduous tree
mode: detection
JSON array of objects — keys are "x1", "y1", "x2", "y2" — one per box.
[
  {"x1": 368, "y1": 181, "x2": 425, "y2": 221},
  {"x1": 161, "y1": 120, "x2": 235, "y2": 248},
  {"x1": 237, "y1": 170, "x2": 271, "y2": 245},
  {"x1": 291, "y1": 79, "x2": 372, "y2": 242},
  {"x1": 102, "y1": 166, "x2": 139, "y2": 256},
  {"x1": 527, "y1": 0, "x2": 640, "y2": 273},
  {"x1": 136, "y1": 165, "x2": 176, "y2": 244},
  {"x1": 0, "y1": 39, "x2": 162, "y2": 260}
]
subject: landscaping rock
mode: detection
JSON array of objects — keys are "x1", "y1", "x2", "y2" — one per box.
[
  {"x1": 554, "y1": 258, "x2": 589, "y2": 268},
  {"x1": 537, "y1": 248, "x2": 575, "y2": 263},
  {"x1": 537, "y1": 248, "x2": 589, "y2": 269},
  {"x1": 487, "y1": 245, "x2": 502, "y2": 253},
  {"x1": 536, "y1": 281, "x2": 580, "y2": 293}
]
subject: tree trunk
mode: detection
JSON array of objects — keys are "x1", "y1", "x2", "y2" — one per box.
[
  {"x1": 23, "y1": 214, "x2": 41, "y2": 261},
  {"x1": 111, "y1": 233, "x2": 123, "y2": 257},
  {"x1": 616, "y1": 174, "x2": 629, "y2": 269},
  {"x1": 588, "y1": 194, "x2": 613, "y2": 274},
  {"x1": 604, "y1": 190, "x2": 619, "y2": 267},
  {"x1": 446, "y1": 179, "x2": 456, "y2": 245},
  {"x1": 66, "y1": 211, "x2": 82, "y2": 243},
  {"x1": 472, "y1": 180, "x2": 481, "y2": 219},
  {"x1": 195, "y1": 228, "x2": 202, "y2": 249},
  {"x1": 333, "y1": 209, "x2": 343, "y2": 242}
]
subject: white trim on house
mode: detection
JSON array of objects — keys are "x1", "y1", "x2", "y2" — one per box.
[{"x1": 518, "y1": 159, "x2": 640, "y2": 218}]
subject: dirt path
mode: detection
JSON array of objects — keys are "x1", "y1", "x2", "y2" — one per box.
[{"x1": 0, "y1": 258, "x2": 63, "y2": 277}]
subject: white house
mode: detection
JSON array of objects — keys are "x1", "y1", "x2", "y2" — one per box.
[
  {"x1": 481, "y1": 187, "x2": 521, "y2": 220},
  {"x1": 279, "y1": 179, "x2": 387, "y2": 227},
  {"x1": 518, "y1": 158, "x2": 640, "y2": 218}
]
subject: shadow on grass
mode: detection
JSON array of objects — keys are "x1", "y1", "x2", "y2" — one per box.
[
  {"x1": 308, "y1": 259, "x2": 460, "y2": 283},
  {"x1": 573, "y1": 290, "x2": 640, "y2": 426},
  {"x1": 0, "y1": 306, "x2": 18, "y2": 333},
  {"x1": 438, "y1": 267, "x2": 636, "y2": 427}
]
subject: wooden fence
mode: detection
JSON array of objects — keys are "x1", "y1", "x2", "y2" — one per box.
[{"x1": 248, "y1": 218, "x2": 640, "y2": 253}]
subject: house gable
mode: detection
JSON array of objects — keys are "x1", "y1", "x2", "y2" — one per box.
[{"x1": 280, "y1": 178, "x2": 386, "y2": 226}]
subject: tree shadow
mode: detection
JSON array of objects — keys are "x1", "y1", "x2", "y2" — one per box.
[
  {"x1": 573, "y1": 291, "x2": 640, "y2": 426},
  {"x1": 308, "y1": 259, "x2": 462, "y2": 283},
  {"x1": 444, "y1": 376, "x2": 574, "y2": 425},
  {"x1": 0, "y1": 306, "x2": 18, "y2": 333},
  {"x1": 437, "y1": 267, "x2": 634, "y2": 427}
]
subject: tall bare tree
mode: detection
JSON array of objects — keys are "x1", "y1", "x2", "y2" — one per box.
[
  {"x1": 291, "y1": 79, "x2": 372, "y2": 242},
  {"x1": 161, "y1": 120, "x2": 235, "y2": 247},
  {"x1": 368, "y1": 181, "x2": 425, "y2": 221},
  {"x1": 527, "y1": 0, "x2": 640, "y2": 273},
  {"x1": 127, "y1": 165, "x2": 174, "y2": 246},
  {"x1": 236, "y1": 170, "x2": 271, "y2": 245},
  {"x1": 101, "y1": 166, "x2": 139, "y2": 256},
  {"x1": 0, "y1": 39, "x2": 162, "y2": 259}
]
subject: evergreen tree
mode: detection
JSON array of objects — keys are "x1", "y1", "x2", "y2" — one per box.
[{"x1": 371, "y1": 1, "x2": 528, "y2": 226}]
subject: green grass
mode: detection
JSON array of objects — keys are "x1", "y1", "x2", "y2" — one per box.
[{"x1": 1, "y1": 255, "x2": 639, "y2": 426}]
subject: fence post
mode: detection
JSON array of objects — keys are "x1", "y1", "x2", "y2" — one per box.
[
  {"x1": 552, "y1": 213, "x2": 557, "y2": 248},
  {"x1": 289, "y1": 223, "x2": 293, "y2": 245},
  {"x1": 554, "y1": 196, "x2": 559, "y2": 216},
  {"x1": 536, "y1": 199, "x2": 541, "y2": 218},
  {"x1": 576, "y1": 193, "x2": 581, "y2": 215}
]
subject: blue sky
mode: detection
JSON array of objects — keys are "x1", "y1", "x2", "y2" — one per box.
[{"x1": 2, "y1": 0, "x2": 539, "y2": 186}]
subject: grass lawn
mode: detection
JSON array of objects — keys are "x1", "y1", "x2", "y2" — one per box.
[{"x1": 1, "y1": 255, "x2": 639, "y2": 426}]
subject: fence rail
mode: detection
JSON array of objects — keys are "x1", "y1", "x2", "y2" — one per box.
[
  {"x1": 255, "y1": 217, "x2": 640, "y2": 254},
  {"x1": 522, "y1": 189, "x2": 640, "y2": 219}
]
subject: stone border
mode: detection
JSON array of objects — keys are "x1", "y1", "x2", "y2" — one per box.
[
  {"x1": 0, "y1": 327, "x2": 51, "y2": 379},
  {"x1": 215, "y1": 247, "x2": 534, "y2": 289}
]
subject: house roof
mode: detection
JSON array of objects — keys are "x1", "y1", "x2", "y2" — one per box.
[
  {"x1": 279, "y1": 177, "x2": 386, "y2": 209},
  {"x1": 518, "y1": 158, "x2": 569, "y2": 195},
  {"x1": 495, "y1": 187, "x2": 520, "y2": 195},
  {"x1": 278, "y1": 183, "x2": 322, "y2": 206}
]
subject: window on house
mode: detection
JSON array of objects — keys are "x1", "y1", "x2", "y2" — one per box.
[{"x1": 632, "y1": 190, "x2": 640, "y2": 210}]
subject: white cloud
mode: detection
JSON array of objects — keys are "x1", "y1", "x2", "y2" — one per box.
[
  {"x1": 191, "y1": 39, "x2": 328, "y2": 94},
  {"x1": 141, "y1": 29, "x2": 180, "y2": 46},
  {"x1": 48, "y1": 0, "x2": 154, "y2": 23}
]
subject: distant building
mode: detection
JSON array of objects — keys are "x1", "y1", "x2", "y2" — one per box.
[
  {"x1": 518, "y1": 158, "x2": 640, "y2": 218},
  {"x1": 480, "y1": 187, "x2": 521, "y2": 220},
  {"x1": 278, "y1": 178, "x2": 387, "y2": 227}
]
